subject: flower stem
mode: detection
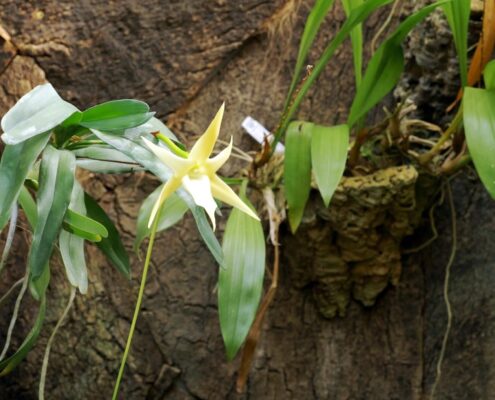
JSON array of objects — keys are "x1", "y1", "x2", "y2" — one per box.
[{"x1": 112, "y1": 209, "x2": 161, "y2": 400}]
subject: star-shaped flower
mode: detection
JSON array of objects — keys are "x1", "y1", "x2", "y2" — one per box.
[{"x1": 142, "y1": 103, "x2": 259, "y2": 230}]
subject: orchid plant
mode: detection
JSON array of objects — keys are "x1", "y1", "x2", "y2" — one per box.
[{"x1": 0, "y1": 83, "x2": 265, "y2": 398}]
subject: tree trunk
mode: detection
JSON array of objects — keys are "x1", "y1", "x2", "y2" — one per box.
[{"x1": 0, "y1": 1, "x2": 494, "y2": 399}]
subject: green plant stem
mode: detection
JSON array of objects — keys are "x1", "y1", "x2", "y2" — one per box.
[
  {"x1": 155, "y1": 133, "x2": 189, "y2": 158},
  {"x1": 112, "y1": 209, "x2": 161, "y2": 400},
  {"x1": 419, "y1": 109, "x2": 463, "y2": 165}
]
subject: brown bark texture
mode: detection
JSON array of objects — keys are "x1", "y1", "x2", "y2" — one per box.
[{"x1": 0, "y1": 1, "x2": 494, "y2": 399}]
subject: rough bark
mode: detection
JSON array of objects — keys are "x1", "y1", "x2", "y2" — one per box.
[{"x1": 0, "y1": 1, "x2": 493, "y2": 400}]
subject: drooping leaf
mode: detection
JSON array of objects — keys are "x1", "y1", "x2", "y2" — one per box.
[
  {"x1": 219, "y1": 191, "x2": 265, "y2": 360},
  {"x1": 284, "y1": 0, "x2": 336, "y2": 110},
  {"x1": 59, "y1": 181, "x2": 89, "y2": 294},
  {"x1": 28, "y1": 146, "x2": 75, "y2": 279},
  {"x1": 0, "y1": 133, "x2": 50, "y2": 231},
  {"x1": 342, "y1": 0, "x2": 364, "y2": 89},
  {"x1": 0, "y1": 296, "x2": 46, "y2": 376},
  {"x1": 80, "y1": 99, "x2": 154, "y2": 131},
  {"x1": 284, "y1": 121, "x2": 312, "y2": 233},
  {"x1": 84, "y1": 193, "x2": 130, "y2": 278},
  {"x1": 348, "y1": 1, "x2": 446, "y2": 126},
  {"x1": 134, "y1": 185, "x2": 188, "y2": 253},
  {"x1": 484, "y1": 60, "x2": 495, "y2": 90},
  {"x1": 463, "y1": 87, "x2": 495, "y2": 198},
  {"x1": 191, "y1": 206, "x2": 224, "y2": 267},
  {"x1": 1, "y1": 83, "x2": 79, "y2": 145},
  {"x1": 311, "y1": 124, "x2": 349, "y2": 206},
  {"x1": 442, "y1": 0, "x2": 470, "y2": 87},
  {"x1": 274, "y1": 0, "x2": 394, "y2": 143}
]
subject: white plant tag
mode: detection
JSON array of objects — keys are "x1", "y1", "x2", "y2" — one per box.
[{"x1": 241, "y1": 116, "x2": 285, "y2": 154}]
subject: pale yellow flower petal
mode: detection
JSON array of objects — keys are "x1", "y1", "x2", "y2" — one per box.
[
  {"x1": 142, "y1": 137, "x2": 192, "y2": 175},
  {"x1": 148, "y1": 176, "x2": 182, "y2": 228},
  {"x1": 182, "y1": 174, "x2": 218, "y2": 230},
  {"x1": 205, "y1": 136, "x2": 233, "y2": 173},
  {"x1": 189, "y1": 103, "x2": 225, "y2": 163},
  {"x1": 210, "y1": 174, "x2": 259, "y2": 221}
]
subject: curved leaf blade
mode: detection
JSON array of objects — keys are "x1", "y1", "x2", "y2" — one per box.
[
  {"x1": 28, "y1": 146, "x2": 75, "y2": 278},
  {"x1": 0, "y1": 133, "x2": 50, "y2": 231},
  {"x1": 348, "y1": 1, "x2": 446, "y2": 126},
  {"x1": 311, "y1": 124, "x2": 349, "y2": 206},
  {"x1": 219, "y1": 194, "x2": 265, "y2": 360},
  {"x1": 80, "y1": 99, "x2": 153, "y2": 131},
  {"x1": 1, "y1": 83, "x2": 79, "y2": 145}
]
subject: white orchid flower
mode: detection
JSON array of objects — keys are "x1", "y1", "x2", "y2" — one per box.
[{"x1": 142, "y1": 103, "x2": 259, "y2": 230}]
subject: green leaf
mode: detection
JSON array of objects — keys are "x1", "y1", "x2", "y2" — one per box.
[
  {"x1": 17, "y1": 185, "x2": 38, "y2": 228},
  {"x1": 191, "y1": 206, "x2": 224, "y2": 266},
  {"x1": 74, "y1": 145, "x2": 143, "y2": 173},
  {"x1": 134, "y1": 185, "x2": 188, "y2": 253},
  {"x1": 484, "y1": 60, "x2": 495, "y2": 90},
  {"x1": 59, "y1": 181, "x2": 89, "y2": 294},
  {"x1": 442, "y1": 0, "x2": 470, "y2": 87},
  {"x1": 219, "y1": 193, "x2": 265, "y2": 360},
  {"x1": 1, "y1": 83, "x2": 79, "y2": 145},
  {"x1": 0, "y1": 295, "x2": 46, "y2": 376},
  {"x1": 84, "y1": 193, "x2": 130, "y2": 278},
  {"x1": 463, "y1": 87, "x2": 495, "y2": 198},
  {"x1": 28, "y1": 146, "x2": 75, "y2": 278},
  {"x1": 311, "y1": 124, "x2": 349, "y2": 206},
  {"x1": 64, "y1": 209, "x2": 109, "y2": 239},
  {"x1": 348, "y1": 1, "x2": 446, "y2": 127},
  {"x1": 342, "y1": 0, "x2": 364, "y2": 89},
  {"x1": 284, "y1": 121, "x2": 312, "y2": 233},
  {"x1": 80, "y1": 99, "x2": 154, "y2": 131},
  {"x1": 0, "y1": 133, "x2": 50, "y2": 231},
  {"x1": 274, "y1": 0, "x2": 394, "y2": 144},
  {"x1": 285, "y1": 0, "x2": 336, "y2": 110}
]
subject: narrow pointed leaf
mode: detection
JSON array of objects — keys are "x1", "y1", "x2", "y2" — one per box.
[
  {"x1": 463, "y1": 87, "x2": 495, "y2": 198},
  {"x1": 342, "y1": 0, "x2": 364, "y2": 89},
  {"x1": 0, "y1": 133, "x2": 50, "y2": 231},
  {"x1": 74, "y1": 145, "x2": 143, "y2": 173},
  {"x1": 219, "y1": 193, "x2": 265, "y2": 360},
  {"x1": 275, "y1": 0, "x2": 394, "y2": 142},
  {"x1": 28, "y1": 146, "x2": 75, "y2": 278},
  {"x1": 1, "y1": 83, "x2": 79, "y2": 145},
  {"x1": 284, "y1": 121, "x2": 312, "y2": 233},
  {"x1": 285, "y1": 0, "x2": 336, "y2": 110},
  {"x1": 134, "y1": 185, "x2": 188, "y2": 253},
  {"x1": 59, "y1": 181, "x2": 89, "y2": 294},
  {"x1": 311, "y1": 124, "x2": 349, "y2": 206},
  {"x1": 348, "y1": 1, "x2": 446, "y2": 126},
  {"x1": 84, "y1": 193, "x2": 130, "y2": 278},
  {"x1": 80, "y1": 99, "x2": 153, "y2": 131},
  {"x1": 442, "y1": 0, "x2": 470, "y2": 87}
]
